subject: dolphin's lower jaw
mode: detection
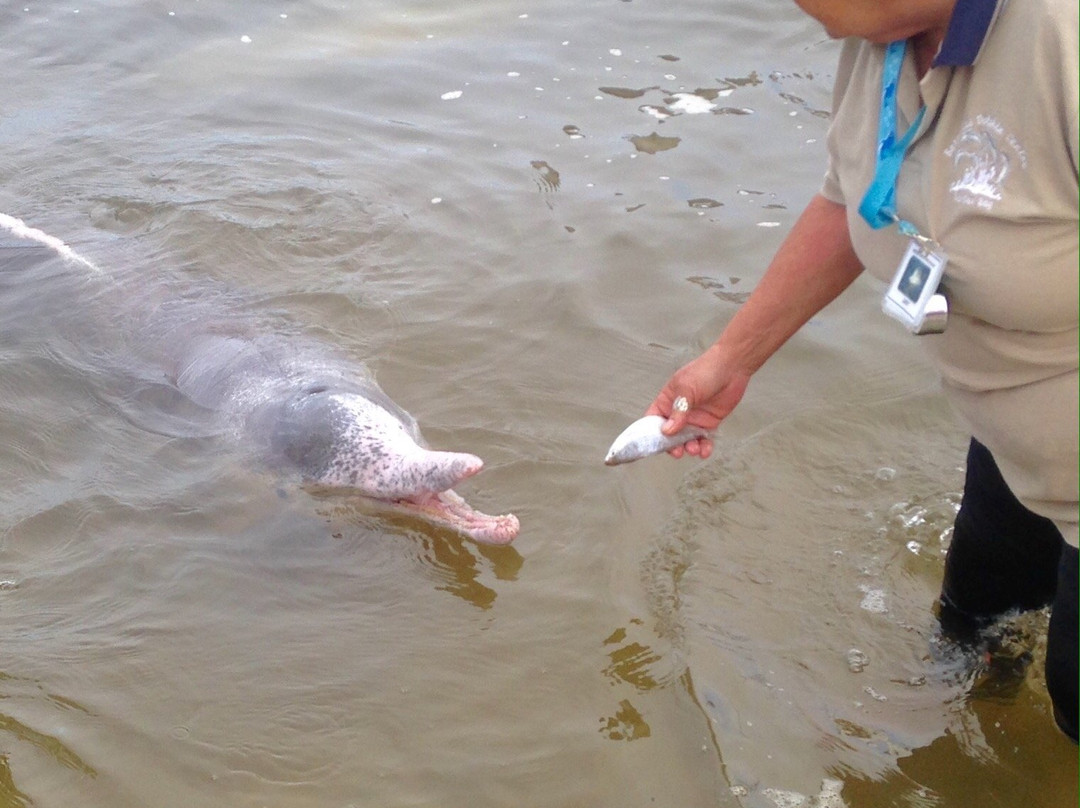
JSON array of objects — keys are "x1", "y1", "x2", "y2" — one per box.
[
  {"x1": 321, "y1": 454, "x2": 521, "y2": 545},
  {"x1": 386, "y1": 489, "x2": 521, "y2": 545}
]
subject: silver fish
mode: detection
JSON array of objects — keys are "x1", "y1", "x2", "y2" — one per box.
[{"x1": 603, "y1": 415, "x2": 714, "y2": 466}]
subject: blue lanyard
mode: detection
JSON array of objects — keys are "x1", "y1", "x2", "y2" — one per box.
[{"x1": 858, "y1": 40, "x2": 927, "y2": 233}]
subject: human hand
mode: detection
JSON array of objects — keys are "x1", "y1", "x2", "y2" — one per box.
[{"x1": 644, "y1": 345, "x2": 750, "y2": 459}]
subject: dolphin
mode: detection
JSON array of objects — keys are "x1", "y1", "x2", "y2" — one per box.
[{"x1": 0, "y1": 214, "x2": 519, "y2": 545}]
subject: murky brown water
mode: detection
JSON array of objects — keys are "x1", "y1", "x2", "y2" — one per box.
[{"x1": 1, "y1": 2, "x2": 1076, "y2": 807}]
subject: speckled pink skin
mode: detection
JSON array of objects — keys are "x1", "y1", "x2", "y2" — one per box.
[{"x1": 267, "y1": 389, "x2": 520, "y2": 545}]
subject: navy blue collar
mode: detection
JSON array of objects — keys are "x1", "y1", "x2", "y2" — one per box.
[{"x1": 934, "y1": 0, "x2": 1004, "y2": 66}]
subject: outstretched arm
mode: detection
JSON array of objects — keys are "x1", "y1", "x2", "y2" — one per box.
[{"x1": 646, "y1": 193, "x2": 864, "y2": 458}]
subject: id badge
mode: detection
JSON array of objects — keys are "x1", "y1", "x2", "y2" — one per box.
[{"x1": 882, "y1": 239, "x2": 948, "y2": 335}]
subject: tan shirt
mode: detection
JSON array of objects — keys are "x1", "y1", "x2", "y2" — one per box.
[{"x1": 822, "y1": 0, "x2": 1079, "y2": 544}]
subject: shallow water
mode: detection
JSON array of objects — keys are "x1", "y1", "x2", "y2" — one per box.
[{"x1": 1, "y1": 2, "x2": 1076, "y2": 807}]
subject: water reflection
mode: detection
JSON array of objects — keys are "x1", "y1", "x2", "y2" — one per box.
[
  {"x1": 0, "y1": 753, "x2": 29, "y2": 808},
  {"x1": 687, "y1": 273, "x2": 751, "y2": 304},
  {"x1": 416, "y1": 529, "x2": 520, "y2": 609},
  {"x1": 529, "y1": 160, "x2": 561, "y2": 193},
  {"x1": 602, "y1": 620, "x2": 664, "y2": 691},
  {"x1": 599, "y1": 699, "x2": 651, "y2": 742},
  {"x1": 838, "y1": 677, "x2": 1080, "y2": 806},
  {"x1": 0, "y1": 712, "x2": 96, "y2": 779},
  {"x1": 598, "y1": 624, "x2": 662, "y2": 743},
  {"x1": 599, "y1": 86, "x2": 656, "y2": 99},
  {"x1": 628, "y1": 132, "x2": 681, "y2": 154},
  {"x1": 321, "y1": 499, "x2": 523, "y2": 610},
  {"x1": 597, "y1": 72, "x2": 778, "y2": 124},
  {"x1": 0, "y1": 672, "x2": 97, "y2": 808}
]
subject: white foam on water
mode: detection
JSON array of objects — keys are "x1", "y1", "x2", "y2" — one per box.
[
  {"x1": 668, "y1": 92, "x2": 714, "y2": 114},
  {"x1": 858, "y1": 584, "x2": 888, "y2": 614},
  {"x1": 762, "y1": 778, "x2": 847, "y2": 808},
  {"x1": 0, "y1": 212, "x2": 101, "y2": 273}
]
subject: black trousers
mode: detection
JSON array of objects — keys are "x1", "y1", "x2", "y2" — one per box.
[{"x1": 939, "y1": 438, "x2": 1078, "y2": 741}]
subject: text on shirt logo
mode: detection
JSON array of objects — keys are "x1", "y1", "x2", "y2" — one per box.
[{"x1": 943, "y1": 115, "x2": 1027, "y2": 211}]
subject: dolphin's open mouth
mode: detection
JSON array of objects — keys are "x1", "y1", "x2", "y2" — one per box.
[{"x1": 394, "y1": 490, "x2": 520, "y2": 545}]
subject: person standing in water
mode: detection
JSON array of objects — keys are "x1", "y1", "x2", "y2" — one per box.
[{"x1": 644, "y1": 0, "x2": 1078, "y2": 739}]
